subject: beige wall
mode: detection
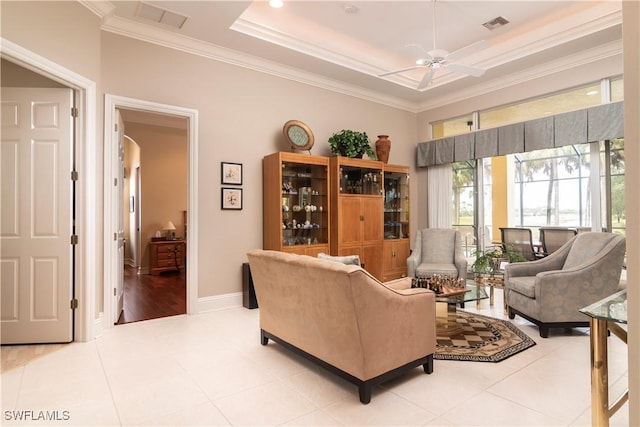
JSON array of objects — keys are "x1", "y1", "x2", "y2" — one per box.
[
  {"x1": 123, "y1": 123, "x2": 188, "y2": 272},
  {"x1": 100, "y1": 32, "x2": 418, "y2": 298}
]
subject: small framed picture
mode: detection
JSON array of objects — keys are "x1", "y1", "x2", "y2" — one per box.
[
  {"x1": 221, "y1": 162, "x2": 243, "y2": 185},
  {"x1": 221, "y1": 187, "x2": 243, "y2": 210}
]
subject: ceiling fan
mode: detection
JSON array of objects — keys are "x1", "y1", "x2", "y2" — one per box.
[{"x1": 378, "y1": 1, "x2": 487, "y2": 90}]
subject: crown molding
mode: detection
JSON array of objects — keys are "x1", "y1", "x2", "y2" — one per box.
[
  {"x1": 77, "y1": 0, "x2": 114, "y2": 20},
  {"x1": 417, "y1": 40, "x2": 622, "y2": 112},
  {"x1": 101, "y1": 15, "x2": 418, "y2": 112}
]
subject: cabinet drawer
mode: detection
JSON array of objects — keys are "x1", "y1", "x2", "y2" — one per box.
[
  {"x1": 157, "y1": 250, "x2": 182, "y2": 260},
  {"x1": 157, "y1": 244, "x2": 181, "y2": 253},
  {"x1": 157, "y1": 258, "x2": 182, "y2": 268}
]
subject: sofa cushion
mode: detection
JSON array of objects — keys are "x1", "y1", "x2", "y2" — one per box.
[
  {"x1": 416, "y1": 263, "x2": 457, "y2": 277},
  {"x1": 508, "y1": 276, "x2": 537, "y2": 299},
  {"x1": 318, "y1": 252, "x2": 361, "y2": 266}
]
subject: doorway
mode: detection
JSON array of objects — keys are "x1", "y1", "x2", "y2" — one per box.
[
  {"x1": 103, "y1": 94, "x2": 199, "y2": 329},
  {"x1": 117, "y1": 111, "x2": 188, "y2": 324}
]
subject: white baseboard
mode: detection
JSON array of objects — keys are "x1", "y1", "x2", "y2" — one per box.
[{"x1": 197, "y1": 292, "x2": 243, "y2": 313}]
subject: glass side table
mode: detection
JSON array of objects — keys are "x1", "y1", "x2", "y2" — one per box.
[{"x1": 579, "y1": 290, "x2": 628, "y2": 427}]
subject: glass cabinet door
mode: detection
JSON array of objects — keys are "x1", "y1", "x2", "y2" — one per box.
[
  {"x1": 339, "y1": 165, "x2": 383, "y2": 195},
  {"x1": 384, "y1": 171, "x2": 409, "y2": 239},
  {"x1": 281, "y1": 162, "x2": 328, "y2": 247}
]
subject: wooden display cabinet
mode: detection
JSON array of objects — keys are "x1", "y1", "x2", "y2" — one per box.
[
  {"x1": 329, "y1": 156, "x2": 384, "y2": 280},
  {"x1": 263, "y1": 152, "x2": 330, "y2": 256},
  {"x1": 382, "y1": 164, "x2": 410, "y2": 281}
]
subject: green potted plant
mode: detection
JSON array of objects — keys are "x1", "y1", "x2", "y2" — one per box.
[
  {"x1": 471, "y1": 245, "x2": 526, "y2": 274},
  {"x1": 328, "y1": 130, "x2": 377, "y2": 159}
]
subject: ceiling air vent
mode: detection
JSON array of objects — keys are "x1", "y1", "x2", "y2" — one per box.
[
  {"x1": 482, "y1": 16, "x2": 509, "y2": 31},
  {"x1": 136, "y1": 2, "x2": 188, "y2": 29}
]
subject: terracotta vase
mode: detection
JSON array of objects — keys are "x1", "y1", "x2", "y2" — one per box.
[{"x1": 375, "y1": 135, "x2": 391, "y2": 163}]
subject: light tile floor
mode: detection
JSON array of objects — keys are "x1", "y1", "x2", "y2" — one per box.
[{"x1": 1, "y1": 289, "x2": 629, "y2": 426}]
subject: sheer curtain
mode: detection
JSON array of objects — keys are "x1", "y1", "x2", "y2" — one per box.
[{"x1": 427, "y1": 164, "x2": 452, "y2": 228}]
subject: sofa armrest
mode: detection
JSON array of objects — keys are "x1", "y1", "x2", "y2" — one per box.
[
  {"x1": 351, "y1": 279, "x2": 436, "y2": 379},
  {"x1": 407, "y1": 252, "x2": 420, "y2": 278},
  {"x1": 454, "y1": 254, "x2": 468, "y2": 279}
]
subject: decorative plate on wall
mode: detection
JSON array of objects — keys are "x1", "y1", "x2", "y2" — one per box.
[{"x1": 283, "y1": 120, "x2": 314, "y2": 152}]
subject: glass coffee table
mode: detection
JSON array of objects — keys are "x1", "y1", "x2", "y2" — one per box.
[{"x1": 435, "y1": 282, "x2": 488, "y2": 337}]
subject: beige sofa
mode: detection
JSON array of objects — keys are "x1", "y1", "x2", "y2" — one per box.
[{"x1": 247, "y1": 249, "x2": 436, "y2": 404}]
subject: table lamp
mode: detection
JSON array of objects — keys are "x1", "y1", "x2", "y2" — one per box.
[{"x1": 163, "y1": 221, "x2": 176, "y2": 240}]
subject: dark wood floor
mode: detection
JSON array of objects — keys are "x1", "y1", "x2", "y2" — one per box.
[{"x1": 116, "y1": 265, "x2": 186, "y2": 325}]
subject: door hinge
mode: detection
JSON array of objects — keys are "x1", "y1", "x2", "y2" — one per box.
[
  {"x1": 71, "y1": 107, "x2": 79, "y2": 118},
  {"x1": 115, "y1": 123, "x2": 118, "y2": 132},
  {"x1": 70, "y1": 235, "x2": 78, "y2": 245},
  {"x1": 70, "y1": 299, "x2": 78, "y2": 309},
  {"x1": 71, "y1": 170, "x2": 79, "y2": 181},
  {"x1": 113, "y1": 287, "x2": 117, "y2": 297},
  {"x1": 113, "y1": 232, "x2": 118, "y2": 241},
  {"x1": 114, "y1": 177, "x2": 118, "y2": 186}
]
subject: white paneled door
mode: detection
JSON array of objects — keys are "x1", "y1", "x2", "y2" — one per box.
[{"x1": 1, "y1": 87, "x2": 74, "y2": 344}]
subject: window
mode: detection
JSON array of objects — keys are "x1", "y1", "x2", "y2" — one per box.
[
  {"x1": 439, "y1": 76, "x2": 624, "y2": 255},
  {"x1": 602, "y1": 139, "x2": 625, "y2": 235},
  {"x1": 432, "y1": 114, "x2": 474, "y2": 138},
  {"x1": 512, "y1": 145, "x2": 591, "y2": 241},
  {"x1": 452, "y1": 161, "x2": 476, "y2": 256},
  {"x1": 479, "y1": 83, "x2": 602, "y2": 129}
]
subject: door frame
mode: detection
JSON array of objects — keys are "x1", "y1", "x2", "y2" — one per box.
[
  {"x1": 0, "y1": 38, "x2": 98, "y2": 342},
  {"x1": 103, "y1": 95, "x2": 199, "y2": 327}
]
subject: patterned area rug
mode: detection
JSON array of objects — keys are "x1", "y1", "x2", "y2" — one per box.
[{"x1": 435, "y1": 311, "x2": 536, "y2": 362}]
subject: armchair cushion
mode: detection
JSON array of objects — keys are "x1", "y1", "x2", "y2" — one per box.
[{"x1": 507, "y1": 276, "x2": 536, "y2": 298}]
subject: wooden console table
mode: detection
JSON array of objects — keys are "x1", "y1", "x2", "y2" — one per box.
[
  {"x1": 149, "y1": 239, "x2": 185, "y2": 275},
  {"x1": 580, "y1": 290, "x2": 628, "y2": 427}
]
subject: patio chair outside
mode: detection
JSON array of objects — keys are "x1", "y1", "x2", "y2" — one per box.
[
  {"x1": 540, "y1": 227, "x2": 577, "y2": 256},
  {"x1": 499, "y1": 227, "x2": 541, "y2": 261}
]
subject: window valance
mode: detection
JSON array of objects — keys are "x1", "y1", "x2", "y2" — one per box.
[{"x1": 417, "y1": 101, "x2": 624, "y2": 167}]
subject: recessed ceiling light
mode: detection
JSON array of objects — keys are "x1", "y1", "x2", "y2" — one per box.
[
  {"x1": 269, "y1": 0, "x2": 284, "y2": 8},
  {"x1": 586, "y1": 90, "x2": 599, "y2": 96}
]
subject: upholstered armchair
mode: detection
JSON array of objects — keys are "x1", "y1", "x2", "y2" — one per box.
[
  {"x1": 407, "y1": 228, "x2": 467, "y2": 278},
  {"x1": 505, "y1": 232, "x2": 626, "y2": 338}
]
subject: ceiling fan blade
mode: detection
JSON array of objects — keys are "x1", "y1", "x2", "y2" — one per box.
[
  {"x1": 446, "y1": 62, "x2": 486, "y2": 77},
  {"x1": 405, "y1": 43, "x2": 433, "y2": 59},
  {"x1": 417, "y1": 69, "x2": 435, "y2": 90},
  {"x1": 378, "y1": 65, "x2": 424, "y2": 77},
  {"x1": 445, "y1": 40, "x2": 489, "y2": 62}
]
